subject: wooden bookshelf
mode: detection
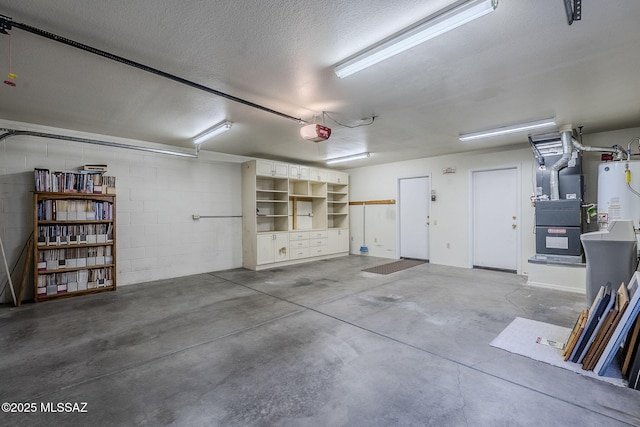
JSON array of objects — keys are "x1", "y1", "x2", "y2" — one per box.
[{"x1": 33, "y1": 192, "x2": 116, "y2": 302}]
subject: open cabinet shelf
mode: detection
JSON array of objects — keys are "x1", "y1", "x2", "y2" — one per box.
[{"x1": 242, "y1": 160, "x2": 350, "y2": 270}]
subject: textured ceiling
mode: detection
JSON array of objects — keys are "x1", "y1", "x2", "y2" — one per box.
[{"x1": 0, "y1": 1, "x2": 639, "y2": 168}]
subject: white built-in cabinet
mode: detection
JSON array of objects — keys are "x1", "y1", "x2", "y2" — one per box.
[
  {"x1": 257, "y1": 233, "x2": 289, "y2": 265},
  {"x1": 242, "y1": 159, "x2": 350, "y2": 270},
  {"x1": 289, "y1": 164, "x2": 310, "y2": 180},
  {"x1": 309, "y1": 167, "x2": 328, "y2": 182},
  {"x1": 328, "y1": 229, "x2": 349, "y2": 253},
  {"x1": 256, "y1": 159, "x2": 289, "y2": 178}
]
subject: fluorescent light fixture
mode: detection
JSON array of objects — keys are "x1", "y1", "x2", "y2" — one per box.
[
  {"x1": 326, "y1": 152, "x2": 370, "y2": 165},
  {"x1": 193, "y1": 120, "x2": 232, "y2": 145},
  {"x1": 459, "y1": 118, "x2": 557, "y2": 142},
  {"x1": 334, "y1": 0, "x2": 498, "y2": 78}
]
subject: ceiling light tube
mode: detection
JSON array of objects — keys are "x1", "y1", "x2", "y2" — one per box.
[
  {"x1": 334, "y1": 0, "x2": 498, "y2": 79},
  {"x1": 193, "y1": 120, "x2": 233, "y2": 145},
  {"x1": 326, "y1": 152, "x2": 370, "y2": 165},
  {"x1": 459, "y1": 118, "x2": 557, "y2": 142}
]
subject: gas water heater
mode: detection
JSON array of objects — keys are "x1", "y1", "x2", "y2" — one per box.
[{"x1": 597, "y1": 161, "x2": 640, "y2": 230}]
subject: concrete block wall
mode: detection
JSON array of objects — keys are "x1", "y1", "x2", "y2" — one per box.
[{"x1": 0, "y1": 120, "x2": 246, "y2": 304}]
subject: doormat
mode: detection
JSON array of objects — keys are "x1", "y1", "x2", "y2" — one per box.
[
  {"x1": 362, "y1": 259, "x2": 426, "y2": 275},
  {"x1": 490, "y1": 317, "x2": 625, "y2": 387}
]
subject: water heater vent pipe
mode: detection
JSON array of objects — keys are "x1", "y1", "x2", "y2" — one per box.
[
  {"x1": 572, "y1": 139, "x2": 626, "y2": 159},
  {"x1": 549, "y1": 126, "x2": 627, "y2": 200}
]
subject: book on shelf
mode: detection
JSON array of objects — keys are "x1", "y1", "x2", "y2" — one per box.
[
  {"x1": 35, "y1": 267, "x2": 112, "y2": 296},
  {"x1": 33, "y1": 168, "x2": 115, "y2": 194},
  {"x1": 36, "y1": 245, "x2": 112, "y2": 272},
  {"x1": 102, "y1": 175, "x2": 116, "y2": 194},
  {"x1": 83, "y1": 164, "x2": 108, "y2": 172},
  {"x1": 37, "y1": 224, "x2": 112, "y2": 247},
  {"x1": 37, "y1": 200, "x2": 114, "y2": 221}
]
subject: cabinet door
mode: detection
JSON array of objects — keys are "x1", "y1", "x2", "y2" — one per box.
[
  {"x1": 337, "y1": 228, "x2": 350, "y2": 252},
  {"x1": 256, "y1": 160, "x2": 275, "y2": 177},
  {"x1": 274, "y1": 233, "x2": 289, "y2": 262},
  {"x1": 310, "y1": 168, "x2": 328, "y2": 182},
  {"x1": 274, "y1": 162, "x2": 289, "y2": 178},
  {"x1": 257, "y1": 234, "x2": 275, "y2": 264},
  {"x1": 289, "y1": 164, "x2": 301, "y2": 179},
  {"x1": 336, "y1": 172, "x2": 349, "y2": 184},
  {"x1": 298, "y1": 166, "x2": 310, "y2": 180},
  {"x1": 289, "y1": 164, "x2": 309, "y2": 180},
  {"x1": 326, "y1": 170, "x2": 337, "y2": 183},
  {"x1": 328, "y1": 229, "x2": 350, "y2": 254}
]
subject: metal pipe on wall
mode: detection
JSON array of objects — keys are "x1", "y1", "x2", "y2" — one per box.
[
  {"x1": 0, "y1": 129, "x2": 199, "y2": 158},
  {"x1": 572, "y1": 138, "x2": 626, "y2": 159}
]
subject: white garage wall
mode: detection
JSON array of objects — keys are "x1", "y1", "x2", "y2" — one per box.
[
  {"x1": 347, "y1": 146, "x2": 537, "y2": 275},
  {"x1": 347, "y1": 126, "x2": 640, "y2": 293},
  {"x1": 2, "y1": 119, "x2": 637, "y2": 303},
  {"x1": 0, "y1": 120, "x2": 246, "y2": 304}
]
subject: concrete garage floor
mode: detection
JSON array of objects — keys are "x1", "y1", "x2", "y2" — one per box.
[{"x1": 2, "y1": 255, "x2": 640, "y2": 426}]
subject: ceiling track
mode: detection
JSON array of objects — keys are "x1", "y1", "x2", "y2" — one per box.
[
  {"x1": 0, "y1": 129, "x2": 199, "y2": 158},
  {"x1": 564, "y1": 0, "x2": 582, "y2": 25},
  {"x1": 0, "y1": 15, "x2": 305, "y2": 124}
]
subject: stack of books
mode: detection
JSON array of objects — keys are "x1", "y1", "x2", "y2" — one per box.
[
  {"x1": 34, "y1": 165, "x2": 116, "y2": 194},
  {"x1": 35, "y1": 267, "x2": 114, "y2": 296},
  {"x1": 36, "y1": 200, "x2": 114, "y2": 221}
]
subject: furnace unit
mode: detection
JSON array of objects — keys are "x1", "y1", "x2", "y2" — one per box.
[{"x1": 529, "y1": 131, "x2": 584, "y2": 262}]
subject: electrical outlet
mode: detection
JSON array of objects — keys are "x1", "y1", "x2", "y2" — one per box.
[{"x1": 192, "y1": 214, "x2": 200, "y2": 220}]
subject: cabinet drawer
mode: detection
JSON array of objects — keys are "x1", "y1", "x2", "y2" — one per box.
[
  {"x1": 290, "y1": 247, "x2": 310, "y2": 259},
  {"x1": 309, "y1": 230, "x2": 328, "y2": 239},
  {"x1": 309, "y1": 247, "x2": 326, "y2": 256},
  {"x1": 309, "y1": 238, "x2": 327, "y2": 247},
  {"x1": 290, "y1": 231, "x2": 310, "y2": 240},
  {"x1": 290, "y1": 240, "x2": 309, "y2": 249}
]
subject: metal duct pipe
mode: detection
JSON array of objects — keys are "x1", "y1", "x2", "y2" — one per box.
[
  {"x1": 572, "y1": 138, "x2": 626, "y2": 160},
  {"x1": 550, "y1": 129, "x2": 573, "y2": 200},
  {"x1": 0, "y1": 129, "x2": 199, "y2": 158}
]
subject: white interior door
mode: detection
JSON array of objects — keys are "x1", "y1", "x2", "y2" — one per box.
[
  {"x1": 399, "y1": 177, "x2": 429, "y2": 260},
  {"x1": 472, "y1": 168, "x2": 518, "y2": 272}
]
